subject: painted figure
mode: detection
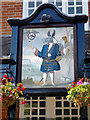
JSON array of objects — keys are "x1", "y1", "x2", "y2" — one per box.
[{"x1": 33, "y1": 30, "x2": 64, "y2": 86}]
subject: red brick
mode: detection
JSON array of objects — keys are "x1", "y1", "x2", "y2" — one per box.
[
  {"x1": 15, "y1": 12, "x2": 22, "y2": 16},
  {"x1": 7, "y1": 10, "x2": 14, "y2": 13},
  {"x1": 14, "y1": 15, "x2": 22, "y2": 18},
  {"x1": 2, "y1": 27, "x2": 8, "y2": 30},
  {"x1": 2, "y1": 5, "x2": 9, "y2": 8},
  {"x1": 2, "y1": 10, "x2": 9, "y2": 14},
  {"x1": 14, "y1": 4, "x2": 22, "y2": 7},
  {"x1": 2, "y1": 13, "x2": 7, "y2": 16},
  {"x1": 0, "y1": 1, "x2": 23, "y2": 35},
  {"x1": 9, "y1": 2, "x2": 16, "y2": 5},
  {"x1": 7, "y1": 7, "x2": 16, "y2": 10},
  {"x1": 2, "y1": 16, "x2": 8, "y2": 19},
  {"x1": 7, "y1": 13, "x2": 15, "y2": 16}
]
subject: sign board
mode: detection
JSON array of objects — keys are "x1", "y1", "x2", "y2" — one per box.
[{"x1": 7, "y1": 3, "x2": 88, "y2": 95}]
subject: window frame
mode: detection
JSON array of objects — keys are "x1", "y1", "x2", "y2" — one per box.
[
  {"x1": 67, "y1": 0, "x2": 83, "y2": 16},
  {"x1": 23, "y1": 0, "x2": 63, "y2": 18}
]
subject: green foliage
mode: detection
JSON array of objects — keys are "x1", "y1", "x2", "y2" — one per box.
[
  {"x1": 0, "y1": 75, "x2": 25, "y2": 107},
  {"x1": 66, "y1": 78, "x2": 90, "y2": 108}
]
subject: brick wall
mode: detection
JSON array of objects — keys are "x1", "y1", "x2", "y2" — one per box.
[
  {"x1": 0, "y1": 104, "x2": 8, "y2": 119},
  {"x1": 0, "y1": 1, "x2": 23, "y2": 119},
  {"x1": 89, "y1": 1, "x2": 90, "y2": 25},
  {"x1": 0, "y1": 0, "x2": 23, "y2": 36}
]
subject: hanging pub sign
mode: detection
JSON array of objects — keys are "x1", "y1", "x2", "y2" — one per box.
[{"x1": 7, "y1": 3, "x2": 88, "y2": 95}]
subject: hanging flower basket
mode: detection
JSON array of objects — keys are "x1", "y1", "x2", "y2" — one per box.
[
  {"x1": 66, "y1": 77, "x2": 90, "y2": 108},
  {"x1": 0, "y1": 75, "x2": 26, "y2": 107},
  {"x1": 73, "y1": 93, "x2": 89, "y2": 108},
  {"x1": 2, "y1": 96, "x2": 16, "y2": 107}
]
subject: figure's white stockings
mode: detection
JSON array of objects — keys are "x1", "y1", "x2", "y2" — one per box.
[
  {"x1": 50, "y1": 72, "x2": 54, "y2": 85},
  {"x1": 43, "y1": 73, "x2": 47, "y2": 85},
  {"x1": 43, "y1": 72, "x2": 55, "y2": 86}
]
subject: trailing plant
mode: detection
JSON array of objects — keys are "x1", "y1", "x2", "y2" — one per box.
[
  {"x1": 0, "y1": 75, "x2": 26, "y2": 107},
  {"x1": 66, "y1": 77, "x2": 90, "y2": 108}
]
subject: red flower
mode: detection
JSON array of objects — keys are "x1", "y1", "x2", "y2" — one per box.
[
  {"x1": 3, "y1": 75, "x2": 8, "y2": 79},
  {"x1": 72, "y1": 82, "x2": 75, "y2": 84},
  {"x1": 10, "y1": 91, "x2": 12, "y2": 94},
  {"x1": 9, "y1": 77, "x2": 13, "y2": 81},
  {"x1": 8, "y1": 95, "x2": 12, "y2": 98},
  {"x1": 17, "y1": 87, "x2": 20, "y2": 91},
  {"x1": 21, "y1": 101, "x2": 23, "y2": 104},
  {"x1": 21, "y1": 100, "x2": 26, "y2": 104},
  {"x1": 0, "y1": 78, "x2": 2, "y2": 82},
  {"x1": 19, "y1": 84, "x2": 23, "y2": 88},
  {"x1": 23, "y1": 101, "x2": 26, "y2": 104},
  {"x1": 80, "y1": 78, "x2": 84, "y2": 82},
  {"x1": 72, "y1": 85, "x2": 75, "y2": 88},
  {"x1": 22, "y1": 87, "x2": 25, "y2": 91},
  {"x1": 88, "y1": 97, "x2": 90, "y2": 99},
  {"x1": 0, "y1": 96, "x2": 3, "y2": 101},
  {"x1": 86, "y1": 77, "x2": 88, "y2": 80},
  {"x1": 14, "y1": 90, "x2": 16, "y2": 93}
]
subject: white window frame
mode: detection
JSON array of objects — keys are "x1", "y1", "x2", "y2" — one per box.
[
  {"x1": 23, "y1": 0, "x2": 88, "y2": 30},
  {"x1": 66, "y1": 0, "x2": 85, "y2": 16},
  {"x1": 23, "y1": 0, "x2": 63, "y2": 18},
  {"x1": 55, "y1": 0, "x2": 62, "y2": 11},
  {"x1": 23, "y1": 0, "x2": 47, "y2": 18}
]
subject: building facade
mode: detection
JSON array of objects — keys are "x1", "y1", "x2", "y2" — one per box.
[
  {"x1": 0, "y1": 0, "x2": 90, "y2": 119},
  {"x1": 0, "y1": 0, "x2": 90, "y2": 58}
]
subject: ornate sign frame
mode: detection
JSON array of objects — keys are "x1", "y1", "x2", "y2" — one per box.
[{"x1": 17, "y1": 23, "x2": 77, "y2": 96}]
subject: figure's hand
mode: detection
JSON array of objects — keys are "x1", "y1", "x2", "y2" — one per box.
[
  {"x1": 35, "y1": 48, "x2": 38, "y2": 56},
  {"x1": 61, "y1": 50, "x2": 64, "y2": 55},
  {"x1": 28, "y1": 44, "x2": 34, "y2": 49},
  {"x1": 31, "y1": 46, "x2": 34, "y2": 49},
  {"x1": 67, "y1": 46, "x2": 70, "y2": 50}
]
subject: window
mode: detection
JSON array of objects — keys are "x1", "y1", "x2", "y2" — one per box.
[
  {"x1": 28, "y1": 9, "x2": 34, "y2": 15},
  {"x1": 23, "y1": 0, "x2": 88, "y2": 30},
  {"x1": 28, "y1": 1, "x2": 34, "y2": 7},
  {"x1": 76, "y1": 0, "x2": 82, "y2": 14},
  {"x1": 28, "y1": 0, "x2": 42, "y2": 16},
  {"x1": 76, "y1": 0, "x2": 82, "y2": 5},
  {"x1": 23, "y1": 0, "x2": 62, "y2": 17},
  {"x1": 68, "y1": 0, "x2": 74, "y2": 5},
  {"x1": 48, "y1": 0, "x2": 54, "y2": 4},
  {"x1": 56, "y1": 0, "x2": 62, "y2": 11},
  {"x1": 56, "y1": 0, "x2": 62, "y2": 6},
  {"x1": 76, "y1": 7, "x2": 82, "y2": 14},
  {"x1": 28, "y1": 0, "x2": 34, "y2": 16},
  {"x1": 67, "y1": 0, "x2": 83, "y2": 15},
  {"x1": 36, "y1": 0, "x2": 42, "y2": 7},
  {"x1": 68, "y1": 7, "x2": 74, "y2": 14}
]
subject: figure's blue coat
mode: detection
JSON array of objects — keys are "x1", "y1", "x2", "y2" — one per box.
[{"x1": 38, "y1": 43, "x2": 61, "y2": 72}]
